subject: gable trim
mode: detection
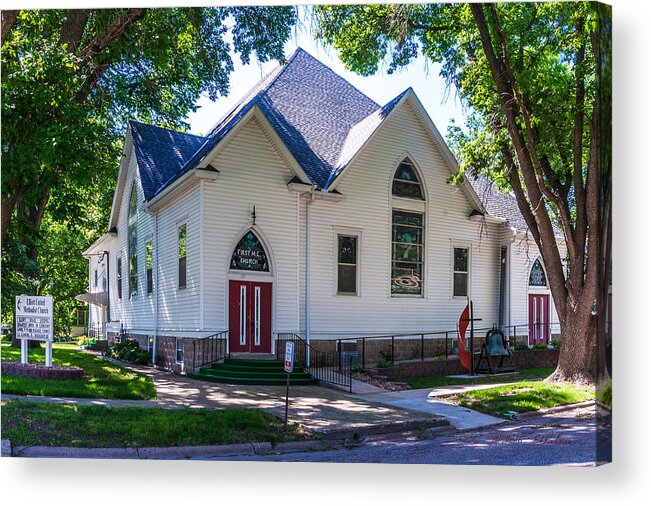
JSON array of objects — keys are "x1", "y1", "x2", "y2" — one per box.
[{"x1": 195, "y1": 105, "x2": 312, "y2": 186}]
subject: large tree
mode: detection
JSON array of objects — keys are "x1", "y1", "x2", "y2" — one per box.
[
  {"x1": 1, "y1": 7, "x2": 297, "y2": 334},
  {"x1": 315, "y1": 2, "x2": 611, "y2": 384}
]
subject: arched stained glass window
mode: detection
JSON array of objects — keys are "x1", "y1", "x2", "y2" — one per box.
[
  {"x1": 230, "y1": 231, "x2": 269, "y2": 272},
  {"x1": 128, "y1": 183, "x2": 138, "y2": 297},
  {"x1": 392, "y1": 158, "x2": 424, "y2": 200},
  {"x1": 529, "y1": 258, "x2": 547, "y2": 287}
]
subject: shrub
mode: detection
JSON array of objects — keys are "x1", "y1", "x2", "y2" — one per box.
[
  {"x1": 597, "y1": 379, "x2": 612, "y2": 407},
  {"x1": 107, "y1": 339, "x2": 151, "y2": 365},
  {"x1": 376, "y1": 359, "x2": 394, "y2": 369},
  {"x1": 513, "y1": 343, "x2": 530, "y2": 351},
  {"x1": 532, "y1": 342, "x2": 549, "y2": 350},
  {"x1": 351, "y1": 364, "x2": 365, "y2": 374},
  {"x1": 550, "y1": 339, "x2": 561, "y2": 349}
]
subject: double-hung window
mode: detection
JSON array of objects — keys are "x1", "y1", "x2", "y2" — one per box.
[
  {"x1": 116, "y1": 257, "x2": 123, "y2": 299},
  {"x1": 337, "y1": 235, "x2": 358, "y2": 295},
  {"x1": 453, "y1": 246, "x2": 469, "y2": 297}
]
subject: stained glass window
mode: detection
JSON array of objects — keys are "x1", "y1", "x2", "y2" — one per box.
[
  {"x1": 128, "y1": 184, "x2": 138, "y2": 298},
  {"x1": 178, "y1": 224, "x2": 187, "y2": 289},
  {"x1": 392, "y1": 159, "x2": 424, "y2": 200},
  {"x1": 337, "y1": 235, "x2": 357, "y2": 294},
  {"x1": 529, "y1": 258, "x2": 547, "y2": 286},
  {"x1": 392, "y1": 210, "x2": 423, "y2": 295},
  {"x1": 230, "y1": 231, "x2": 269, "y2": 272},
  {"x1": 453, "y1": 247, "x2": 469, "y2": 297},
  {"x1": 146, "y1": 241, "x2": 153, "y2": 294}
]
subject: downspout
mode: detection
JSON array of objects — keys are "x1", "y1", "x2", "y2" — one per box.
[
  {"x1": 104, "y1": 250, "x2": 110, "y2": 340},
  {"x1": 305, "y1": 189, "x2": 316, "y2": 366},
  {"x1": 153, "y1": 212, "x2": 159, "y2": 366}
]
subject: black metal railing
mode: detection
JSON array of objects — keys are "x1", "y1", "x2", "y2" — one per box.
[
  {"x1": 329, "y1": 321, "x2": 565, "y2": 369},
  {"x1": 188, "y1": 330, "x2": 229, "y2": 372},
  {"x1": 275, "y1": 333, "x2": 353, "y2": 393},
  {"x1": 87, "y1": 322, "x2": 106, "y2": 340}
]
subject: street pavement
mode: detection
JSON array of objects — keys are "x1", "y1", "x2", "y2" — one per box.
[{"x1": 203, "y1": 404, "x2": 610, "y2": 466}]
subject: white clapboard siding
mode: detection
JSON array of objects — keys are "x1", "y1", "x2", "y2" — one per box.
[
  {"x1": 104, "y1": 147, "x2": 202, "y2": 335},
  {"x1": 155, "y1": 186, "x2": 202, "y2": 332},
  {"x1": 202, "y1": 116, "x2": 300, "y2": 334},
  {"x1": 305, "y1": 99, "x2": 503, "y2": 338},
  {"x1": 105, "y1": 148, "x2": 155, "y2": 333},
  {"x1": 509, "y1": 235, "x2": 563, "y2": 332}
]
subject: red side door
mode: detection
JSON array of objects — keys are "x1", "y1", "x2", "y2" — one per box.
[
  {"x1": 228, "y1": 280, "x2": 272, "y2": 353},
  {"x1": 528, "y1": 294, "x2": 550, "y2": 345}
]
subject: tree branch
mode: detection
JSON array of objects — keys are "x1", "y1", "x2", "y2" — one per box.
[
  {"x1": 1, "y1": 10, "x2": 18, "y2": 45},
  {"x1": 59, "y1": 9, "x2": 92, "y2": 54},
  {"x1": 76, "y1": 8, "x2": 147, "y2": 67}
]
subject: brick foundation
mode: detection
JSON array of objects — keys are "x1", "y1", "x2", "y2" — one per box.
[{"x1": 382, "y1": 349, "x2": 561, "y2": 379}]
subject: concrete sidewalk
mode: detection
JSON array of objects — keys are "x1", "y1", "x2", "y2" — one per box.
[{"x1": 354, "y1": 386, "x2": 506, "y2": 430}]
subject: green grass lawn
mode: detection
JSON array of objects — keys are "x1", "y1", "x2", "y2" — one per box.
[
  {"x1": 403, "y1": 368, "x2": 555, "y2": 389},
  {"x1": 455, "y1": 380, "x2": 595, "y2": 417},
  {"x1": 1, "y1": 342, "x2": 155, "y2": 400},
  {"x1": 1, "y1": 400, "x2": 305, "y2": 447}
]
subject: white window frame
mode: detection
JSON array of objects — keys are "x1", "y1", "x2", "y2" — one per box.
[
  {"x1": 175, "y1": 337, "x2": 184, "y2": 364},
  {"x1": 451, "y1": 242, "x2": 471, "y2": 299},
  {"x1": 333, "y1": 228, "x2": 362, "y2": 296}
]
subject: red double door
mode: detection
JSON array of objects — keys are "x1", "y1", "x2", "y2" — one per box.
[
  {"x1": 528, "y1": 293, "x2": 550, "y2": 345},
  {"x1": 228, "y1": 280, "x2": 272, "y2": 353}
]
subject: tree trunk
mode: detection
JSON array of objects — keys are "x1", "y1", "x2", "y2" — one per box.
[{"x1": 547, "y1": 299, "x2": 596, "y2": 384}]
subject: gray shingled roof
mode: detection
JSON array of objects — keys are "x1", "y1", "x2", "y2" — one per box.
[
  {"x1": 130, "y1": 121, "x2": 206, "y2": 200},
  {"x1": 468, "y1": 174, "x2": 563, "y2": 236},
  {"x1": 130, "y1": 48, "x2": 409, "y2": 198}
]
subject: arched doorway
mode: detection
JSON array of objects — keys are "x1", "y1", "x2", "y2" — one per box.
[
  {"x1": 228, "y1": 230, "x2": 273, "y2": 353},
  {"x1": 528, "y1": 258, "x2": 550, "y2": 345}
]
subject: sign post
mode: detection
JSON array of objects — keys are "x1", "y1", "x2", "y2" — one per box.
[
  {"x1": 283, "y1": 341, "x2": 294, "y2": 431},
  {"x1": 15, "y1": 295, "x2": 54, "y2": 366}
]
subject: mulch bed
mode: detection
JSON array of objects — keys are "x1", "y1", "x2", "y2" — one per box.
[
  {"x1": 353, "y1": 370, "x2": 411, "y2": 391},
  {"x1": 2, "y1": 361, "x2": 84, "y2": 380}
]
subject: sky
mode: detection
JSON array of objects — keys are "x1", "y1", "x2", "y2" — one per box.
[{"x1": 185, "y1": 12, "x2": 469, "y2": 137}]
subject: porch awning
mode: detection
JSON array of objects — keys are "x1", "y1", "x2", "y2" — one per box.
[{"x1": 75, "y1": 291, "x2": 109, "y2": 307}]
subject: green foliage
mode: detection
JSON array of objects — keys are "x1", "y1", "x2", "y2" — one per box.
[
  {"x1": 1, "y1": 7, "x2": 297, "y2": 334},
  {"x1": 106, "y1": 338, "x2": 151, "y2": 365},
  {"x1": 596, "y1": 379, "x2": 611, "y2": 407},
  {"x1": 532, "y1": 342, "x2": 549, "y2": 350},
  {"x1": 1, "y1": 342, "x2": 155, "y2": 399},
  {"x1": 551, "y1": 339, "x2": 562, "y2": 350},
  {"x1": 351, "y1": 364, "x2": 365, "y2": 374},
  {"x1": 404, "y1": 368, "x2": 554, "y2": 389},
  {"x1": 513, "y1": 342, "x2": 530, "y2": 351},
  {"x1": 376, "y1": 359, "x2": 394, "y2": 369}
]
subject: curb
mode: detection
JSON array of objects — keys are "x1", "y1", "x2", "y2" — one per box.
[
  {"x1": 318, "y1": 417, "x2": 451, "y2": 441},
  {"x1": 9, "y1": 439, "x2": 346, "y2": 460},
  {"x1": 516, "y1": 400, "x2": 595, "y2": 420}
]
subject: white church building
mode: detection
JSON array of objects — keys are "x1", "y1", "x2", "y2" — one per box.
[{"x1": 81, "y1": 48, "x2": 563, "y2": 372}]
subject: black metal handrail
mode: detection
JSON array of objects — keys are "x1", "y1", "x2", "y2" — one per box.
[
  {"x1": 189, "y1": 330, "x2": 229, "y2": 372},
  {"x1": 326, "y1": 322, "x2": 565, "y2": 369},
  {"x1": 275, "y1": 333, "x2": 353, "y2": 393}
]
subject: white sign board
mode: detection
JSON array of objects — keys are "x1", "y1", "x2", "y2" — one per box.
[
  {"x1": 15, "y1": 295, "x2": 54, "y2": 342},
  {"x1": 284, "y1": 341, "x2": 294, "y2": 373}
]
